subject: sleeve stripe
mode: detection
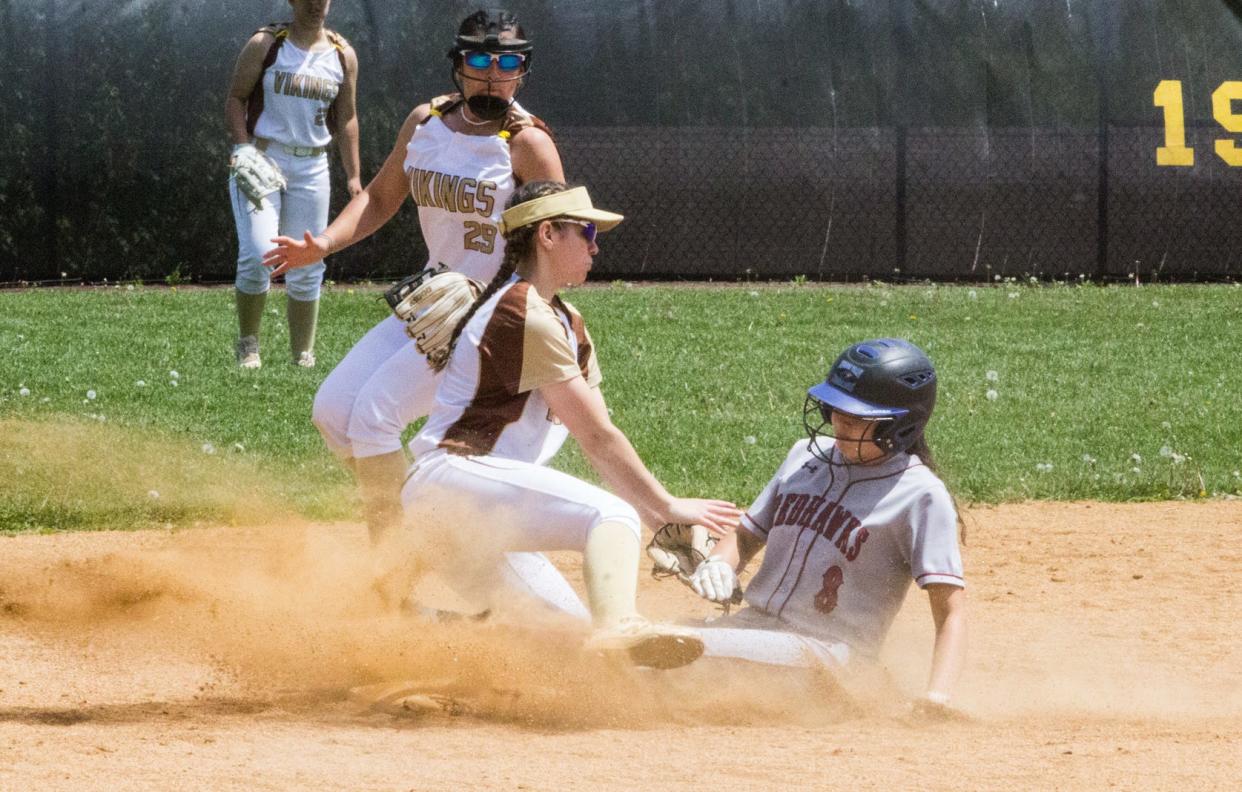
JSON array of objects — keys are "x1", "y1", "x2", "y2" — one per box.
[
  {"x1": 740, "y1": 512, "x2": 768, "y2": 537},
  {"x1": 915, "y1": 572, "x2": 964, "y2": 584}
]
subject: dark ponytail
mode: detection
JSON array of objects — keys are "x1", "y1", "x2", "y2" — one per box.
[
  {"x1": 432, "y1": 180, "x2": 570, "y2": 372},
  {"x1": 907, "y1": 434, "x2": 968, "y2": 542}
]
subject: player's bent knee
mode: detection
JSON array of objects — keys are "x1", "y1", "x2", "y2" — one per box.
[
  {"x1": 346, "y1": 407, "x2": 406, "y2": 459},
  {"x1": 234, "y1": 268, "x2": 270, "y2": 296},
  {"x1": 586, "y1": 500, "x2": 642, "y2": 543},
  {"x1": 311, "y1": 386, "x2": 353, "y2": 458},
  {"x1": 284, "y1": 264, "x2": 325, "y2": 302}
]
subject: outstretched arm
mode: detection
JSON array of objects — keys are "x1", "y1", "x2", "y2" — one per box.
[
  {"x1": 264, "y1": 104, "x2": 429, "y2": 276},
  {"x1": 541, "y1": 376, "x2": 740, "y2": 534}
]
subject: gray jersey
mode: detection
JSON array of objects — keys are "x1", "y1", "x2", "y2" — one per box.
[{"x1": 740, "y1": 438, "x2": 963, "y2": 659}]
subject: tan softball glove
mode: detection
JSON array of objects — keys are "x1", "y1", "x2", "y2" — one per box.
[
  {"x1": 230, "y1": 143, "x2": 286, "y2": 210},
  {"x1": 386, "y1": 269, "x2": 483, "y2": 367}
]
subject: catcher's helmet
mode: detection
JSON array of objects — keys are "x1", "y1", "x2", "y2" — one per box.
[
  {"x1": 448, "y1": 9, "x2": 532, "y2": 61},
  {"x1": 804, "y1": 338, "x2": 937, "y2": 459}
]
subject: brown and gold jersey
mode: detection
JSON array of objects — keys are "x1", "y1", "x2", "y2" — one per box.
[{"x1": 410, "y1": 277, "x2": 600, "y2": 465}]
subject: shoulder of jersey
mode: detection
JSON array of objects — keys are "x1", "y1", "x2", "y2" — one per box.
[
  {"x1": 776, "y1": 438, "x2": 819, "y2": 474},
  {"x1": 253, "y1": 22, "x2": 289, "y2": 42},
  {"x1": 253, "y1": 23, "x2": 348, "y2": 51},
  {"x1": 325, "y1": 28, "x2": 350, "y2": 50},
  {"x1": 501, "y1": 105, "x2": 553, "y2": 142},
  {"x1": 551, "y1": 295, "x2": 584, "y2": 321},
  {"x1": 428, "y1": 93, "x2": 464, "y2": 117},
  {"x1": 904, "y1": 455, "x2": 946, "y2": 481},
  {"x1": 421, "y1": 93, "x2": 553, "y2": 141}
]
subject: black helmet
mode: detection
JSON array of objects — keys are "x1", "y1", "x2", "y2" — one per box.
[
  {"x1": 447, "y1": 9, "x2": 532, "y2": 120},
  {"x1": 448, "y1": 9, "x2": 532, "y2": 59},
  {"x1": 803, "y1": 338, "x2": 938, "y2": 459}
]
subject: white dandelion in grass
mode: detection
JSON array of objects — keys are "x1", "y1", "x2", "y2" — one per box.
[
  {"x1": 985, "y1": 389, "x2": 998, "y2": 401},
  {"x1": 1159, "y1": 445, "x2": 1173, "y2": 458},
  {"x1": 1233, "y1": 471, "x2": 1241, "y2": 479},
  {"x1": 748, "y1": 290, "x2": 759, "y2": 298},
  {"x1": 147, "y1": 490, "x2": 160, "y2": 500},
  {"x1": 135, "y1": 380, "x2": 146, "y2": 387},
  {"x1": 985, "y1": 370, "x2": 999, "y2": 382},
  {"x1": 743, "y1": 435, "x2": 757, "y2": 445},
  {"x1": 1081, "y1": 454, "x2": 1097, "y2": 464},
  {"x1": 1131, "y1": 467, "x2": 1142, "y2": 474},
  {"x1": 201, "y1": 442, "x2": 216, "y2": 455},
  {"x1": 40, "y1": 397, "x2": 49, "y2": 404},
  {"x1": 169, "y1": 370, "x2": 180, "y2": 380},
  {"x1": 1130, "y1": 453, "x2": 1142, "y2": 464},
  {"x1": 1160, "y1": 421, "x2": 1172, "y2": 431},
  {"x1": 968, "y1": 290, "x2": 978, "y2": 299},
  {"x1": 86, "y1": 390, "x2": 97, "y2": 400},
  {"x1": 19, "y1": 387, "x2": 30, "y2": 397},
  {"x1": 170, "y1": 380, "x2": 179, "y2": 387},
  {"x1": 1035, "y1": 462, "x2": 1053, "y2": 473},
  {"x1": 1008, "y1": 292, "x2": 1019, "y2": 299},
  {"x1": 232, "y1": 442, "x2": 245, "y2": 453}
]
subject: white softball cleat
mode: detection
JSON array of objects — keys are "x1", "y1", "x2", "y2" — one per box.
[
  {"x1": 235, "y1": 335, "x2": 262, "y2": 369},
  {"x1": 294, "y1": 350, "x2": 316, "y2": 368},
  {"x1": 584, "y1": 616, "x2": 705, "y2": 670}
]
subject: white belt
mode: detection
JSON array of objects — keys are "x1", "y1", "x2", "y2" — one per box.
[{"x1": 254, "y1": 138, "x2": 328, "y2": 158}]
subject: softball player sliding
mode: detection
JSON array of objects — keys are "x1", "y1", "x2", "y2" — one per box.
[
  {"x1": 225, "y1": 0, "x2": 362, "y2": 369},
  {"x1": 688, "y1": 339, "x2": 968, "y2": 709},
  {"x1": 263, "y1": 9, "x2": 562, "y2": 544},
  {"x1": 400, "y1": 182, "x2": 741, "y2": 668}
]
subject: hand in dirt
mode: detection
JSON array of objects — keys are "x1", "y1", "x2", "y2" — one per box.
[{"x1": 906, "y1": 697, "x2": 971, "y2": 724}]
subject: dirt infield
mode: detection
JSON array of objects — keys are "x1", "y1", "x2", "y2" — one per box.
[{"x1": 1, "y1": 501, "x2": 1238, "y2": 791}]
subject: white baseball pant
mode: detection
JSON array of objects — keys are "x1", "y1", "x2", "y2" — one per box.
[
  {"x1": 401, "y1": 450, "x2": 643, "y2": 614},
  {"x1": 229, "y1": 147, "x2": 329, "y2": 302},
  {"x1": 312, "y1": 315, "x2": 434, "y2": 460},
  {"x1": 695, "y1": 607, "x2": 851, "y2": 668}
]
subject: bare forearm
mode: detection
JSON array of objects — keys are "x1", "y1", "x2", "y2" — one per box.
[
  {"x1": 322, "y1": 186, "x2": 401, "y2": 253},
  {"x1": 927, "y1": 608, "x2": 967, "y2": 700},
  {"x1": 708, "y1": 527, "x2": 762, "y2": 570},
  {"x1": 224, "y1": 97, "x2": 250, "y2": 145},
  {"x1": 578, "y1": 426, "x2": 671, "y2": 526},
  {"x1": 338, "y1": 116, "x2": 361, "y2": 182}
]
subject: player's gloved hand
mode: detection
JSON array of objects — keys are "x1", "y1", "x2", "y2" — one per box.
[
  {"x1": 690, "y1": 557, "x2": 737, "y2": 603},
  {"x1": 230, "y1": 142, "x2": 286, "y2": 211}
]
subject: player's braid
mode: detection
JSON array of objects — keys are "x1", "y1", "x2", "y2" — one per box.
[{"x1": 431, "y1": 180, "x2": 569, "y2": 372}]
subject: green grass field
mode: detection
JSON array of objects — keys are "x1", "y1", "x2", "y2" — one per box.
[{"x1": 2, "y1": 281, "x2": 1239, "y2": 532}]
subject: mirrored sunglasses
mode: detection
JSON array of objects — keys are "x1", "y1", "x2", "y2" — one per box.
[
  {"x1": 462, "y1": 50, "x2": 526, "y2": 72},
  {"x1": 557, "y1": 219, "x2": 597, "y2": 244}
]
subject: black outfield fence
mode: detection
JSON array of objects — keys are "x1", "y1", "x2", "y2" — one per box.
[{"x1": 3, "y1": 0, "x2": 1242, "y2": 283}]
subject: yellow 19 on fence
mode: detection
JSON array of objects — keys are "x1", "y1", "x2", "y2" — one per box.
[{"x1": 1153, "y1": 79, "x2": 1242, "y2": 167}]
